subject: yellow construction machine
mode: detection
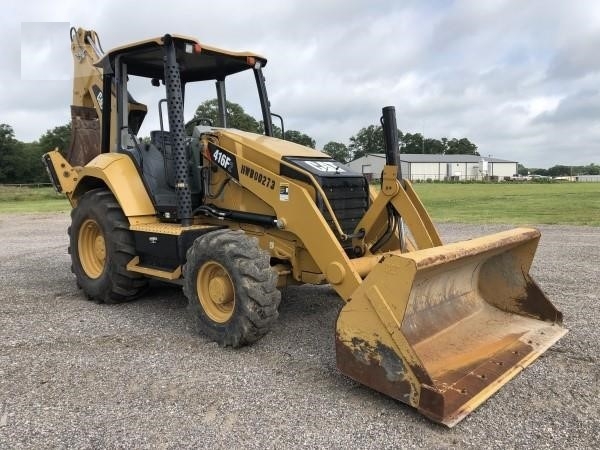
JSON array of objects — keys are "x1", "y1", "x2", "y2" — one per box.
[{"x1": 43, "y1": 28, "x2": 567, "y2": 426}]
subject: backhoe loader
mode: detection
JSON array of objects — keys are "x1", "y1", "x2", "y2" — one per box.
[{"x1": 43, "y1": 27, "x2": 567, "y2": 427}]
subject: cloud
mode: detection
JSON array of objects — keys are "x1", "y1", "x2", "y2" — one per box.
[
  {"x1": 0, "y1": 0, "x2": 599, "y2": 167},
  {"x1": 547, "y1": 34, "x2": 600, "y2": 80},
  {"x1": 533, "y1": 90, "x2": 600, "y2": 125},
  {"x1": 21, "y1": 22, "x2": 71, "y2": 81}
]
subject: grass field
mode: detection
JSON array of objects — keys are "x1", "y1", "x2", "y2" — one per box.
[
  {"x1": 0, "y1": 186, "x2": 70, "y2": 214},
  {"x1": 1, "y1": 182, "x2": 599, "y2": 225},
  {"x1": 412, "y1": 181, "x2": 600, "y2": 226}
]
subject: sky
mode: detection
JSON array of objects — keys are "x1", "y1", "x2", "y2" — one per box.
[{"x1": 2, "y1": 0, "x2": 600, "y2": 168}]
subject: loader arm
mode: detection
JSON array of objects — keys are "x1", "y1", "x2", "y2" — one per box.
[{"x1": 353, "y1": 165, "x2": 443, "y2": 252}]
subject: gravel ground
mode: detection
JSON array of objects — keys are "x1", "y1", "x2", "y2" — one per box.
[{"x1": 0, "y1": 213, "x2": 598, "y2": 449}]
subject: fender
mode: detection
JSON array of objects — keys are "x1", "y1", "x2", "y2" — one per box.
[{"x1": 44, "y1": 150, "x2": 155, "y2": 218}]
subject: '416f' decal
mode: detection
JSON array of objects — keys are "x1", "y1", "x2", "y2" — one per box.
[{"x1": 209, "y1": 144, "x2": 238, "y2": 179}]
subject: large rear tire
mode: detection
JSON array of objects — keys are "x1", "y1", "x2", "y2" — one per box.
[
  {"x1": 69, "y1": 188, "x2": 148, "y2": 303},
  {"x1": 183, "y1": 229, "x2": 280, "y2": 347}
]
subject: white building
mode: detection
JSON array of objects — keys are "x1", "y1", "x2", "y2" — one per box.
[
  {"x1": 576, "y1": 175, "x2": 600, "y2": 182},
  {"x1": 347, "y1": 153, "x2": 518, "y2": 182}
]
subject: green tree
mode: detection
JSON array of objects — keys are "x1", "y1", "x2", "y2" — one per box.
[
  {"x1": 444, "y1": 137, "x2": 479, "y2": 155},
  {"x1": 546, "y1": 165, "x2": 571, "y2": 177},
  {"x1": 259, "y1": 121, "x2": 316, "y2": 147},
  {"x1": 423, "y1": 138, "x2": 445, "y2": 154},
  {"x1": 517, "y1": 164, "x2": 528, "y2": 176},
  {"x1": 401, "y1": 132, "x2": 425, "y2": 154},
  {"x1": 530, "y1": 168, "x2": 549, "y2": 176},
  {"x1": 323, "y1": 141, "x2": 350, "y2": 163},
  {"x1": 0, "y1": 124, "x2": 19, "y2": 182},
  {"x1": 0, "y1": 123, "x2": 15, "y2": 148},
  {"x1": 259, "y1": 121, "x2": 283, "y2": 138},
  {"x1": 187, "y1": 99, "x2": 260, "y2": 133},
  {"x1": 0, "y1": 124, "x2": 34, "y2": 183},
  {"x1": 284, "y1": 130, "x2": 316, "y2": 148},
  {"x1": 21, "y1": 142, "x2": 47, "y2": 182},
  {"x1": 348, "y1": 123, "x2": 481, "y2": 159},
  {"x1": 0, "y1": 124, "x2": 56, "y2": 183},
  {"x1": 39, "y1": 123, "x2": 72, "y2": 156},
  {"x1": 585, "y1": 163, "x2": 599, "y2": 175},
  {"x1": 348, "y1": 125, "x2": 385, "y2": 159}
]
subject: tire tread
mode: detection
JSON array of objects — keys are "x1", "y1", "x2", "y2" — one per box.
[{"x1": 183, "y1": 229, "x2": 280, "y2": 347}]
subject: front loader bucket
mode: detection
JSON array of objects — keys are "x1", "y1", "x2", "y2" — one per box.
[{"x1": 336, "y1": 228, "x2": 567, "y2": 427}]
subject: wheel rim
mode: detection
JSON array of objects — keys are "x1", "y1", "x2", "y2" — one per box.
[
  {"x1": 78, "y1": 219, "x2": 106, "y2": 279},
  {"x1": 197, "y1": 261, "x2": 235, "y2": 323}
]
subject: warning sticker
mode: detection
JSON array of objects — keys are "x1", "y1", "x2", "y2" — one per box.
[{"x1": 280, "y1": 183, "x2": 289, "y2": 201}]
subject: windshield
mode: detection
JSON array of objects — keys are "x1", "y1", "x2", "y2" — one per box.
[{"x1": 127, "y1": 67, "x2": 269, "y2": 139}]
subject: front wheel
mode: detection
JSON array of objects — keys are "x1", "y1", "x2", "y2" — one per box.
[{"x1": 183, "y1": 229, "x2": 280, "y2": 347}]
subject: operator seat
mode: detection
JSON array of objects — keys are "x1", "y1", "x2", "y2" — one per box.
[
  {"x1": 133, "y1": 131, "x2": 176, "y2": 215},
  {"x1": 121, "y1": 130, "x2": 200, "y2": 218}
]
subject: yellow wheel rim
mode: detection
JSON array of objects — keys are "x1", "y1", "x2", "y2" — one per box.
[
  {"x1": 197, "y1": 261, "x2": 235, "y2": 323},
  {"x1": 78, "y1": 219, "x2": 106, "y2": 279}
]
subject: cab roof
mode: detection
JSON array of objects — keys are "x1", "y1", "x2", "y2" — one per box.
[{"x1": 97, "y1": 34, "x2": 267, "y2": 82}]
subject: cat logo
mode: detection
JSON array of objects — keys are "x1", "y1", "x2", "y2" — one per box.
[{"x1": 304, "y1": 160, "x2": 345, "y2": 173}]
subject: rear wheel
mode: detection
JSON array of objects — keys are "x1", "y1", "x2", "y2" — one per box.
[
  {"x1": 69, "y1": 188, "x2": 148, "y2": 303},
  {"x1": 183, "y1": 229, "x2": 280, "y2": 347}
]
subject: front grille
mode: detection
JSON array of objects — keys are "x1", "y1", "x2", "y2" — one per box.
[{"x1": 318, "y1": 176, "x2": 369, "y2": 239}]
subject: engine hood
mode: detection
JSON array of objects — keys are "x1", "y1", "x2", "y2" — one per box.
[
  {"x1": 214, "y1": 128, "x2": 329, "y2": 160},
  {"x1": 201, "y1": 127, "x2": 359, "y2": 179}
]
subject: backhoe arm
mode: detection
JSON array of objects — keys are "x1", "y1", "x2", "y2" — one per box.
[
  {"x1": 67, "y1": 28, "x2": 106, "y2": 166},
  {"x1": 70, "y1": 28, "x2": 104, "y2": 114},
  {"x1": 67, "y1": 27, "x2": 147, "y2": 165}
]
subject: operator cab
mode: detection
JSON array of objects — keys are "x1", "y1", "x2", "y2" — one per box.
[{"x1": 96, "y1": 35, "x2": 273, "y2": 220}]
